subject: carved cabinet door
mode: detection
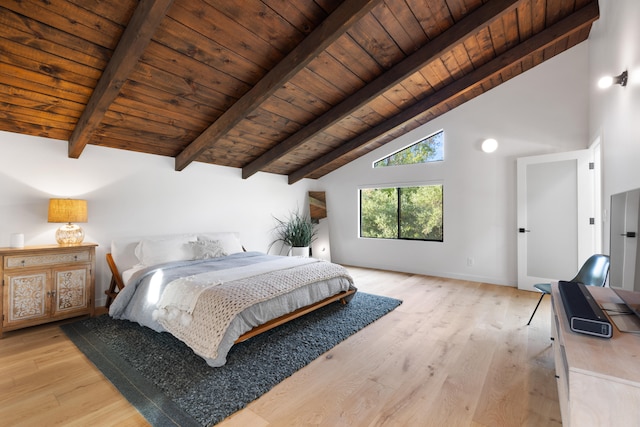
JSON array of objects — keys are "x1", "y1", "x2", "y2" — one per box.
[
  {"x1": 3, "y1": 271, "x2": 51, "y2": 327},
  {"x1": 52, "y1": 267, "x2": 90, "y2": 317}
]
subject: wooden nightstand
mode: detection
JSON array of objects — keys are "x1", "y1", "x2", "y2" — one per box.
[{"x1": 0, "y1": 243, "x2": 97, "y2": 337}]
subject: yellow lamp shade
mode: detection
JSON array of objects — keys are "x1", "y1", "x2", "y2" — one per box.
[{"x1": 48, "y1": 199, "x2": 88, "y2": 223}]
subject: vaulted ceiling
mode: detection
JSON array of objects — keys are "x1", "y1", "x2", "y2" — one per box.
[{"x1": 1, "y1": 0, "x2": 599, "y2": 183}]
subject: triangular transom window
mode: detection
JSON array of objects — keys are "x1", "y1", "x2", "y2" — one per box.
[{"x1": 374, "y1": 130, "x2": 444, "y2": 168}]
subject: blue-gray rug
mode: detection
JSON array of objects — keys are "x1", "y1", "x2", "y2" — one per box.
[{"x1": 61, "y1": 292, "x2": 402, "y2": 426}]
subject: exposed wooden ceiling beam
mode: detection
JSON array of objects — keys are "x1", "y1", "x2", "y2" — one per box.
[
  {"x1": 242, "y1": 0, "x2": 522, "y2": 179},
  {"x1": 67, "y1": 0, "x2": 174, "y2": 158},
  {"x1": 287, "y1": 0, "x2": 599, "y2": 184},
  {"x1": 174, "y1": 0, "x2": 384, "y2": 172}
]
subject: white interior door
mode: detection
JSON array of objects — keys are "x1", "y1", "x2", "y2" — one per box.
[{"x1": 517, "y1": 150, "x2": 594, "y2": 291}]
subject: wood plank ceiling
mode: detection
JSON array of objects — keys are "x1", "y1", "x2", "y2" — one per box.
[{"x1": 1, "y1": 0, "x2": 599, "y2": 184}]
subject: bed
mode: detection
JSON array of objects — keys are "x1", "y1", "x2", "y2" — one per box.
[{"x1": 105, "y1": 232, "x2": 356, "y2": 367}]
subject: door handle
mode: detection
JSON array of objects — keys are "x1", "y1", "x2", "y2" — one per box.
[
  {"x1": 518, "y1": 228, "x2": 531, "y2": 233},
  {"x1": 622, "y1": 231, "x2": 637, "y2": 238}
]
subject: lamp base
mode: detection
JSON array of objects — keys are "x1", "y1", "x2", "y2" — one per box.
[{"x1": 56, "y1": 223, "x2": 85, "y2": 245}]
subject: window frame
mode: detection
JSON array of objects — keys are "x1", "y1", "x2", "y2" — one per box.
[{"x1": 358, "y1": 182, "x2": 444, "y2": 242}]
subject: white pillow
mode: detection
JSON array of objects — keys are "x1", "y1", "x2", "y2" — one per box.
[
  {"x1": 134, "y1": 235, "x2": 198, "y2": 266},
  {"x1": 111, "y1": 240, "x2": 140, "y2": 274}
]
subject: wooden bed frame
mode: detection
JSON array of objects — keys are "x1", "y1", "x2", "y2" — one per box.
[{"x1": 104, "y1": 253, "x2": 356, "y2": 343}]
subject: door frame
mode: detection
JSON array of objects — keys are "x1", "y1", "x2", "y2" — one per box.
[{"x1": 517, "y1": 149, "x2": 594, "y2": 291}]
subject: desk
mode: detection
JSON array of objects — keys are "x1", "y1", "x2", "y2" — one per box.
[{"x1": 551, "y1": 283, "x2": 640, "y2": 426}]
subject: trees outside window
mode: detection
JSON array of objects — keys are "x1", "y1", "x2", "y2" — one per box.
[
  {"x1": 373, "y1": 130, "x2": 444, "y2": 168},
  {"x1": 360, "y1": 184, "x2": 443, "y2": 241}
]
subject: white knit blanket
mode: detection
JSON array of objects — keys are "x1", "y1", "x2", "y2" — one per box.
[
  {"x1": 152, "y1": 276, "x2": 222, "y2": 326},
  {"x1": 156, "y1": 260, "x2": 352, "y2": 360}
]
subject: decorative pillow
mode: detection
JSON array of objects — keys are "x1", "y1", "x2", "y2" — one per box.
[
  {"x1": 190, "y1": 239, "x2": 227, "y2": 260},
  {"x1": 197, "y1": 232, "x2": 244, "y2": 254},
  {"x1": 134, "y1": 235, "x2": 198, "y2": 266}
]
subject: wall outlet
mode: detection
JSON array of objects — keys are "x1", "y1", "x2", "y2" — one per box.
[{"x1": 467, "y1": 257, "x2": 474, "y2": 266}]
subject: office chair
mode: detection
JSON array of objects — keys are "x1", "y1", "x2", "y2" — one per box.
[{"x1": 526, "y1": 254, "x2": 610, "y2": 325}]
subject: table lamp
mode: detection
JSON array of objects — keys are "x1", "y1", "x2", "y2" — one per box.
[{"x1": 48, "y1": 199, "x2": 88, "y2": 245}]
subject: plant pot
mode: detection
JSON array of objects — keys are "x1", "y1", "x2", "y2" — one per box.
[{"x1": 290, "y1": 246, "x2": 310, "y2": 257}]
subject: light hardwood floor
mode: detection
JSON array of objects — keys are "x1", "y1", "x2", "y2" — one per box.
[{"x1": 0, "y1": 266, "x2": 561, "y2": 426}]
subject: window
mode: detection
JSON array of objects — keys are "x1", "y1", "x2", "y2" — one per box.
[
  {"x1": 373, "y1": 130, "x2": 444, "y2": 168},
  {"x1": 360, "y1": 184, "x2": 443, "y2": 241}
]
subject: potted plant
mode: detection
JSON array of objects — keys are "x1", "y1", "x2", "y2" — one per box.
[{"x1": 268, "y1": 209, "x2": 317, "y2": 257}]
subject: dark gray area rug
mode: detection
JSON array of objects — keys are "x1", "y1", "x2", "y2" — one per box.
[{"x1": 61, "y1": 292, "x2": 402, "y2": 427}]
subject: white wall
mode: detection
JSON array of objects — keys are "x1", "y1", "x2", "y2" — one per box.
[
  {"x1": 0, "y1": 134, "x2": 314, "y2": 305},
  {"x1": 320, "y1": 42, "x2": 590, "y2": 286},
  {"x1": 588, "y1": 0, "x2": 640, "y2": 252}
]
